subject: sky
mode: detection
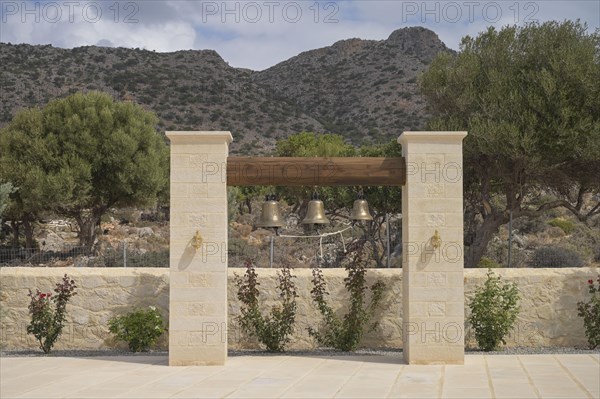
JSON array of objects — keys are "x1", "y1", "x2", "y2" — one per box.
[{"x1": 1, "y1": 0, "x2": 599, "y2": 70}]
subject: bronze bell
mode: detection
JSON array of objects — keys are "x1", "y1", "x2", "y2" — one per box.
[
  {"x1": 302, "y1": 193, "x2": 330, "y2": 225},
  {"x1": 350, "y1": 198, "x2": 373, "y2": 221},
  {"x1": 256, "y1": 195, "x2": 285, "y2": 228}
]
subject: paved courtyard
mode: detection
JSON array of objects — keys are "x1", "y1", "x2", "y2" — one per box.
[{"x1": 1, "y1": 353, "x2": 598, "y2": 398}]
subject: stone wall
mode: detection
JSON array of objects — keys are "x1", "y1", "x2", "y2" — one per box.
[
  {"x1": 0, "y1": 268, "x2": 170, "y2": 351},
  {"x1": 0, "y1": 267, "x2": 596, "y2": 351}
]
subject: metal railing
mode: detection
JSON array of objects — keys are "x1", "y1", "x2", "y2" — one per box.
[{"x1": 0, "y1": 243, "x2": 168, "y2": 268}]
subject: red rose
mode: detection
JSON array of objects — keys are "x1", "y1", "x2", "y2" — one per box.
[
  {"x1": 40, "y1": 293, "x2": 46, "y2": 298},
  {"x1": 589, "y1": 279, "x2": 594, "y2": 284}
]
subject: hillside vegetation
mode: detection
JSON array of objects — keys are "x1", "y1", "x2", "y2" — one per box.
[{"x1": 0, "y1": 27, "x2": 448, "y2": 153}]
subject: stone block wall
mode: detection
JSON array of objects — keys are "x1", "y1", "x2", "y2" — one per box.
[
  {"x1": 0, "y1": 268, "x2": 169, "y2": 351},
  {"x1": 0, "y1": 267, "x2": 596, "y2": 351}
]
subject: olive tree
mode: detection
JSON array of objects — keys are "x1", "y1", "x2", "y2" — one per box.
[
  {"x1": 420, "y1": 21, "x2": 600, "y2": 267},
  {"x1": 274, "y1": 132, "x2": 402, "y2": 267},
  {"x1": 0, "y1": 92, "x2": 169, "y2": 248}
]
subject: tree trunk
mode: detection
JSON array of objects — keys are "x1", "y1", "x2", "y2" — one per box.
[
  {"x1": 465, "y1": 214, "x2": 507, "y2": 268},
  {"x1": 22, "y1": 218, "x2": 35, "y2": 248},
  {"x1": 74, "y1": 209, "x2": 104, "y2": 249},
  {"x1": 367, "y1": 219, "x2": 385, "y2": 268},
  {"x1": 369, "y1": 235, "x2": 384, "y2": 268},
  {"x1": 296, "y1": 198, "x2": 309, "y2": 220},
  {"x1": 245, "y1": 198, "x2": 252, "y2": 215},
  {"x1": 10, "y1": 220, "x2": 20, "y2": 248}
]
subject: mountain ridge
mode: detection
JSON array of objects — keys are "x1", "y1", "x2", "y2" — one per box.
[{"x1": 0, "y1": 27, "x2": 453, "y2": 153}]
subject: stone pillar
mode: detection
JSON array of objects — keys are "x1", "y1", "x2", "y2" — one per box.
[
  {"x1": 166, "y1": 131, "x2": 232, "y2": 366},
  {"x1": 398, "y1": 131, "x2": 467, "y2": 365}
]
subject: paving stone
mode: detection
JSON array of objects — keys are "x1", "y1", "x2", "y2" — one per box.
[{"x1": 1, "y1": 354, "x2": 599, "y2": 398}]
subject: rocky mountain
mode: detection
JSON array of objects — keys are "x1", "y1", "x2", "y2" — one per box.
[
  {"x1": 254, "y1": 27, "x2": 450, "y2": 142},
  {"x1": 0, "y1": 27, "x2": 452, "y2": 153}
]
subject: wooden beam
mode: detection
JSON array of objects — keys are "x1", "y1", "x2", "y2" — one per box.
[{"x1": 227, "y1": 157, "x2": 405, "y2": 186}]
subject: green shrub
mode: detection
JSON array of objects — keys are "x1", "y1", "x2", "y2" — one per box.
[
  {"x1": 477, "y1": 256, "x2": 501, "y2": 268},
  {"x1": 309, "y1": 240, "x2": 386, "y2": 351},
  {"x1": 512, "y1": 217, "x2": 546, "y2": 234},
  {"x1": 548, "y1": 218, "x2": 576, "y2": 234},
  {"x1": 108, "y1": 306, "x2": 167, "y2": 352},
  {"x1": 27, "y1": 274, "x2": 77, "y2": 353},
  {"x1": 564, "y1": 223, "x2": 600, "y2": 260},
  {"x1": 577, "y1": 275, "x2": 600, "y2": 349},
  {"x1": 468, "y1": 270, "x2": 520, "y2": 351},
  {"x1": 234, "y1": 260, "x2": 297, "y2": 352},
  {"x1": 531, "y1": 246, "x2": 584, "y2": 268}
]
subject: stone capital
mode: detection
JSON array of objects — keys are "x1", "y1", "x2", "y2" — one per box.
[
  {"x1": 398, "y1": 131, "x2": 467, "y2": 145},
  {"x1": 166, "y1": 131, "x2": 233, "y2": 145}
]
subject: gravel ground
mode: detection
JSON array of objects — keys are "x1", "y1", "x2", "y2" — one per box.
[{"x1": 2, "y1": 347, "x2": 599, "y2": 358}]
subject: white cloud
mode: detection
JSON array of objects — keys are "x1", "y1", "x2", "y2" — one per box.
[
  {"x1": 1, "y1": 0, "x2": 598, "y2": 70},
  {"x1": 1, "y1": 2, "x2": 197, "y2": 51}
]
